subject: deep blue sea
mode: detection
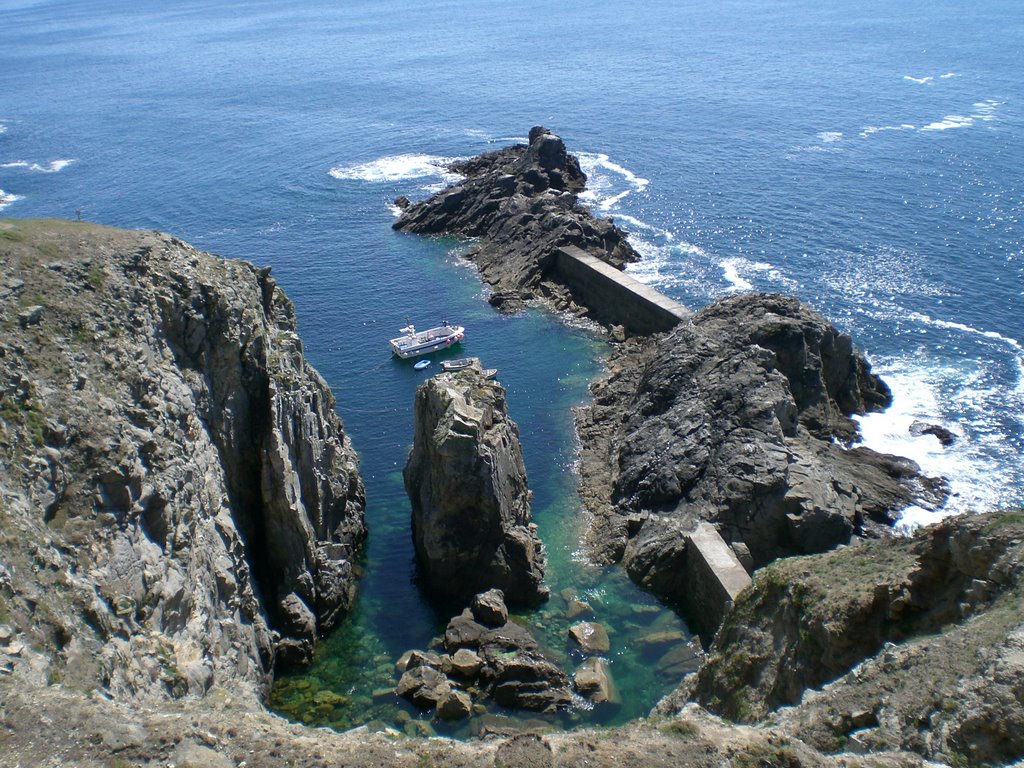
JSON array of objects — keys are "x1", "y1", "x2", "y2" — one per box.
[{"x1": 3, "y1": 0, "x2": 1022, "y2": 734}]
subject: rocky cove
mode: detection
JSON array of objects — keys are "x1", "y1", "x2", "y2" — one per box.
[{"x1": 0, "y1": 129, "x2": 1022, "y2": 768}]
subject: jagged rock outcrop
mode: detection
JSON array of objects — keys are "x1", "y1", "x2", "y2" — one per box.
[
  {"x1": 404, "y1": 365, "x2": 548, "y2": 605},
  {"x1": 576, "y1": 293, "x2": 948, "y2": 615},
  {"x1": 0, "y1": 219, "x2": 365, "y2": 703},
  {"x1": 665, "y1": 511, "x2": 1024, "y2": 767},
  {"x1": 395, "y1": 589, "x2": 572, "y2": 716},
  {"x1": 393, "y1": 126, "x2": 640, "y2": 315}
]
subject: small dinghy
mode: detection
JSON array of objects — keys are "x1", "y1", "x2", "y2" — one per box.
[{"x1": 413, "y1": 359, "x2": 432, "y2": 370}]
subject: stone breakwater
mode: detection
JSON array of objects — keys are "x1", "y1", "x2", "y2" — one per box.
[{"x1": 0, "y1": 219, "x2": 365, "y2": 705}]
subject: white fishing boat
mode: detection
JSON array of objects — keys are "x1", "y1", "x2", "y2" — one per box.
[
  {"x1": 440, "y1": 357, "x2": 479, "y2": 371},
  {"x1": 389, "y1": 322, "x2": 465, "y2": 359}
]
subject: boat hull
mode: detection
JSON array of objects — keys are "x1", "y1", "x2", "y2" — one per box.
[{"x1": 389, "y1": 325, "x2": 465, "y2": 359}]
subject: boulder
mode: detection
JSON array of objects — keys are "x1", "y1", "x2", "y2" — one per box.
[
  {"x1": 472, "y1": 589, "x2": 509, "y2": 626},
  {"x1": 435, "y1": 689, "x2": 473, "y2": 721},
  {"x1": 405, "y1": 368, "x2": 548, "y2": 605},
  {"x1": 909, "y1": 420, "x2": 957, "y2": 446},
  {"x1": 396, "y1": 593, "x2": 572, "y2": 716},
  {"x1": 573, "y1": 657, "x2": 621, "y2": 705},
  {"x1": 396, "y1": 665, "x2": 451, "y2": 709},
  {"x1": 568, "y1": 621, "x2": 610, "y2": 654},
  {"x1": 446, "y1": 648, "x2": 483, "y2": 679}
]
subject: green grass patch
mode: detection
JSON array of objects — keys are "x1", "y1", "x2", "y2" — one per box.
[{"x1": 983, "y1": 512, "x2": 1024, "y2": 534}]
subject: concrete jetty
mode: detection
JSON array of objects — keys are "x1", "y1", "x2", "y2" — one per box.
[{"x1": 553, "y1": 245, "x2": 691, "y2": 335}]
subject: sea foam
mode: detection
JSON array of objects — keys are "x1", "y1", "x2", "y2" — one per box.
[
  {"x1": 0, "y1": 159, "x2": 76, "y2": 173},
  {"x1": 328, "y1": 153, "x2": 463, "y2": 184},
  {"x1": 0, "y1": 189, "x2": 22, "y2": 210},
  {"x1": 719, "y1": 257, "x2": 774, "y2": 292},
  {"x1": 577, "y1": 151, "x2": 649, "y2": 211},
  {"x1": 856, "y1": 355, "x2": 1023, "y2": 530}
]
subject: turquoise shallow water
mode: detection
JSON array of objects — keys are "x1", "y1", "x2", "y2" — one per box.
[{"x1": 2, "y1": 0, "x2": 1022, "y2": 734}]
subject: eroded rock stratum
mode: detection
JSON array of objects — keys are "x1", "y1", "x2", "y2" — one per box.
[{"x1": 0, "y1": 219, "x2": 365, "y2": 704}]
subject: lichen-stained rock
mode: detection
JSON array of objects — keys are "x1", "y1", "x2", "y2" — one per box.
[
  {"x1": 576, "y1": 293, "x2": 948, "y2": 610},
  {"x1": 404, "y1": 367, "x2": 548, "y2": 605},
  {"x1": 0, "y1": 220, "x2": 365, "y2": 702}
]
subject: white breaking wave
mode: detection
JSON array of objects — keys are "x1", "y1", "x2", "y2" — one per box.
[
  {"x1": 855, "y1": 356, "x2": 1023, "y2": 530},
  {"x1": 817, "y1": 131, "x2": 843, "y2": 143},
  {"x1": 904, "y1": 75, "x2": 934, "y2": 85},
  {"x1": 921, "y1": 114, "x2": 974, "y2": 131},
  {"x1": 941, "y1": 72, "x2": 958, "y2": 79},
  {"x1": 577, "y1": 151, "x2": 649, "y2": 211},
  {"x1": 0, "y1": 189, "x2": 22, "y2": 210},
  {"x1": 719, "y1": 257, "x2": 774, "y2": 292},
  {"x1": 920, "y1": 100, "x2": 1001, "y2": 132},
  {"x1": 908, "y1": 312, "x2": 1024, "y2": 356},
  {"x1": 0, "y1": 158, "x2": 76, "y2": 173},
  {"x1": 613, "y1": 214, "x2": 675, "y2": 241},
  {"x1": 860, "y1": 124, "x2": 916, "y2": 138},
  {"x1": 328, "y1": 153, "x2": 463, "y2": 183},
  {"x1": 973, "y1": 99, "x2": 1001, "y2": 120}
]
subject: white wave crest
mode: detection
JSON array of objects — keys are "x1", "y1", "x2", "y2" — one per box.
[
  {"x1": 719, "y1": 257, "x2": 773, "y2": 292},
  {"x1": 941, "y1": 72, "x2": 958, "y2": 79},
  {"x1": 908, "y1": 312, "x2": 1023, "y2": 356},
  {"x1": 0, "y1": 189, "x2": 22, "y2": 210},
  {"x1": 577, "y1": 151, "x2": 649, "y2": 210},
  {"x1": 328, "y1": 154, "x2": 463, "y2": 183},
  {"x1": 921, "y1": 114, "x2": 974, "y2": 131},
  {"x1": 972, "y1": 99, "x2": 1001, "y2": 120},
  {"x1": 613, "y1": 214, "x2": 675, "y2": 241},
  {"x1": 904, "y1": 75, "x2": 934, "y2": 85},
  {"x1": 860, "y1": 124, "x2": 916, "y2": 138},
  {"x1": 0, "y1": 158, "x2": 76, "y2": 173},
  {"x1": 855, "y1": 356, "x2": 1024, "y2": 529},
  {"x1": 817, "y1": 131, "x2": 843, "y2": 143}
]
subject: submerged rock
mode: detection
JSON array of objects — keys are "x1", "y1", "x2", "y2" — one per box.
[
  {"x1": 574, "y1": 657, "x2": 620, "y2": 706},
  {"x1": 568, "y1": 621, "x2": 611, "y2": 654},
  {"x1": 404, "y1": 367, "x2": 548, "y2": 605}
]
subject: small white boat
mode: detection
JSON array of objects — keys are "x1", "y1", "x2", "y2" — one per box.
[
  {"x1": 389, "y1": 322, "x2": 465, "y2": 359},
  {"x1": 440, "y1": 357, "x2": 479, "y2": 371},
  {"x1": 413, "y1": 359, "x2": 432, "y2": 370}
]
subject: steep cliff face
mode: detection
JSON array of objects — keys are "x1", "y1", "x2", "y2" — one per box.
[
  {"x1": 0, "y1": 219, "x2": 365, "y2": 702},
  {"x1": 404, "y1": 365, "x2": 548, "y2": 605},
  {"x1": 577, "y1": 293, "x2": 948, "y2": 610}
]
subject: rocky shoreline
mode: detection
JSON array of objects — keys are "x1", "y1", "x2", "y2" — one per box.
[{"x1": 2, "y1": 123, "x2": 1023, "y2": 767}]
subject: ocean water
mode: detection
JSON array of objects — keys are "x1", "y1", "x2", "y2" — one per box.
[{"x1": 2, "y1": 0, "x2": 1021, "y2": 733}]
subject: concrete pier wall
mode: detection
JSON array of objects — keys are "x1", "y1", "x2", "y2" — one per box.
[
  {"x1": 684, "y1": 522, "x2": 753, "y2": 639},
  {"x1": 553, "y1": 246, "x2": 691, "y2": 335}
]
